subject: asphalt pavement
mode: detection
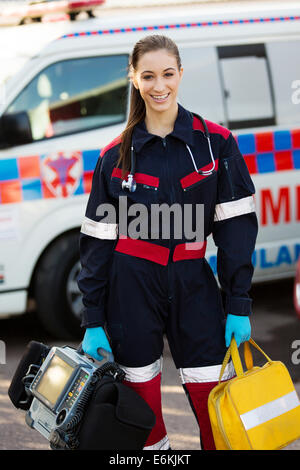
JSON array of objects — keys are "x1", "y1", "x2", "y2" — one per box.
[{"x1": 0, "y1": 278, "x2": 300, "y2": 451}]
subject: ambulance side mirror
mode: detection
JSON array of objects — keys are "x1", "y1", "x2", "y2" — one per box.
[{"x1": 0, "y1": 111, "x2": 33, "y2": 149}]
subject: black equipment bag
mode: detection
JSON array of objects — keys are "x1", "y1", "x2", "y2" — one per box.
[
  {"x1": 77, "y1": 372, "x2": 155, "y2": 449},
  {"x1": 8, "y1": 340, "x2": 50, "y2": 410}
]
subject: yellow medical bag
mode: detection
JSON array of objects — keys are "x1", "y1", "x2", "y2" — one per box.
[{"x1": 208, "y1": 338, "x2": 300, "y2": 450}]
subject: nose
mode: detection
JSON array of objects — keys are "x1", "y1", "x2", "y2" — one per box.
[{"x1": 152, "y1": 77, "x2": 166, "y2": 93}]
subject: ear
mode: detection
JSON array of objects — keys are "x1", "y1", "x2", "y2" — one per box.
[
  {"x1": 131, "y1": 76, "x2": 139, "y2": 90},
  {"x1": 129, "y1": 68, "x2": 139, "y2": 90}
]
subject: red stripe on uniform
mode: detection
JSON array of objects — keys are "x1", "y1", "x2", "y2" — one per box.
[
  {"x1": 111, "y1": 168, "x2": 159, "y2": 188},
  {"x1": 135, "y1": 173, "x2": 159, "y2": 187},
  {"x1": 192, "y1": 116, "x2": 230, "y2": 139},
  {"x1": 180, "y1": 159, "x2": 219, "y2": 190},
  {"x1": 100, "y1": 135, "x2": 122, "y2": 158},
  {"x1": 115, "y1": 236, "x2": 170, "y2": 266},
  {"x1": 173, "y1": 241, "x2": 207, "y2": 262},
  {"x1": 111, "y1": 167, "x2": 128, "y2": 179},
  {"x1": 192, "y1": 115, "x2": 205, "y2": 132},
  {"x1": 115, "y1": 237, "x2": 207, "y2": 264}
]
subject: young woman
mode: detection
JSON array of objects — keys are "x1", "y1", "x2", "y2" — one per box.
[{"x1": 77, "y1": 35, "x2": 258, "y2": 450}]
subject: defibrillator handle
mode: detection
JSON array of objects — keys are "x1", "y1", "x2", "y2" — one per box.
[{"x1": 76, "y1": 343, "x2": 114, "y2": 363}]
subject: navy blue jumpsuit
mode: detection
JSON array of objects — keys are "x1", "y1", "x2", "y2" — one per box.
[{"x1": 77, "y1": 103, "x2": 258, "y2": 450}]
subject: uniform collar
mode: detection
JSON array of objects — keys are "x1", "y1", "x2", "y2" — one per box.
[{"x1": 132, "y1": 103, "x2": 194, "y2": 153}]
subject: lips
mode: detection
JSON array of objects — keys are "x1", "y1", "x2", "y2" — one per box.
[{"x1": 150, "y1": 93, "x2": 170, "y2": 103}]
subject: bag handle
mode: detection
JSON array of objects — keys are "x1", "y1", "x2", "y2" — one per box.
[{"x1": 218, "y1": 337, "x2": 272, "y2": 383}]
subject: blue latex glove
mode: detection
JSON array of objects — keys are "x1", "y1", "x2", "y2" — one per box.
[
  {"x1": 225, "y1": 314, "x2": 251, "y2": 348},
  {"x1": 82, "y1": 326, "x2": 113, "y2": 362}
]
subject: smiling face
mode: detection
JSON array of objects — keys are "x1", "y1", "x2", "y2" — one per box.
[{"x1": 131, "y1": 48, "x2": 183, "y2": 116}]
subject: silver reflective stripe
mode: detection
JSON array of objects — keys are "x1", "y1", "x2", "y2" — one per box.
[
  {"x1": 179, "y1": 361, "x2": 235, "y2": 384},
  {"x1": 144, "y1": 435, "x2": 170, "y2": 450},
  {"x1": 118, "y1": 357, "x2": 163, "y2": 383},
  {"x1": 240, "y1": 390, "x2": 300, "y2": 431},
  {"x1": 80, "y1": 216, "x2": 118, "y2": 239},
  {"x1": 214, "y1": 195, "x2": 255, "y2": 222}
]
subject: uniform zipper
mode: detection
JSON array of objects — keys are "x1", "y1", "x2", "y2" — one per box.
[
  {"x1": 223, "y1": 159, "x2": 235, "y2": 200},
  {"x1": 162, "y1": 137, "x2": 173, "y2": 302},
  {"x1": 162, "y1": 137, "x2": 175, "y2": 205}
]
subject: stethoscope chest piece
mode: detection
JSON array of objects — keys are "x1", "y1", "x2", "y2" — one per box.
[
  {"x1": 122, "y1": 173, "x2": 136, "y2": 192},
  {"x1": 121, "y1": 145, "x2": 137, "y2": 192}
]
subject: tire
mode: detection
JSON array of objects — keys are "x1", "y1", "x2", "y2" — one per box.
[
  {"x1": 69, "y1": 12, "x2": 78, "y2": 21},
  {"x1": 34, "y1": 232, "x2": 84, "y2": 340},
  {"x1": 19, "y1": 17, "x2": 33, "y2": 25}
]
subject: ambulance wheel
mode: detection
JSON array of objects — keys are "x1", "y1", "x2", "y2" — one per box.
[
  {"x1": 34, "y1": 232, "x2": 83, "y2": 340},
  {"x1": 19, "y1": 17, "x2": 33, "y2": 25},
  {"x1": 69, "y1": 12, "x2": 78, "y2": 21}
]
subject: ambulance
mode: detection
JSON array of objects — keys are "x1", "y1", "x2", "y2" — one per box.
[
  {"x1": 0, "y1": 0, "x2": 106, "y2": 26},
  {"x1": 0, "y1": 1, "x2": 299, "y2": 339}
]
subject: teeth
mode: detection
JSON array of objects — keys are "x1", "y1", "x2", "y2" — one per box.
[{"x1": 152, "y1": 94, "x2": 168, "y2": 99}]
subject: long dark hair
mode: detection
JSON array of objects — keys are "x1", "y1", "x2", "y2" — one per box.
[{"x1": 117, "y1": 35, "x2": 182, "y2": 177}]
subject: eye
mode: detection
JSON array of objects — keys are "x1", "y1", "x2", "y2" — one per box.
[
  {"x1": 142, "y1": 75, "x2": 153, "y2": 80},
  {"x1": 165, "y1": 72, "x2": 174, "y2": 77}
]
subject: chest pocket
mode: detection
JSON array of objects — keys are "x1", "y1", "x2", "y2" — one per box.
[
  {"x1": 180, "y1": 166, "x2": 218, "y2": 205},
  {"x1": 110, "y1": 168, "x2": 159, "y2": 207},
  {"x1": 217, "y1": 155, "x2": 255, "y2": 203}
]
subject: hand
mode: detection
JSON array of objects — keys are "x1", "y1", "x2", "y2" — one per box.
[
  {"x1": 225, "y1": 314, "x2": 251, "y2": 348},
  {"x1": 82, "y1": 326, "x2": 112, "y2": 361}
]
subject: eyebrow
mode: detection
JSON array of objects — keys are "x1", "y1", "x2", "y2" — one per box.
[{"x1": 141, "y1": 67, "x2": 176, "y2": 74}]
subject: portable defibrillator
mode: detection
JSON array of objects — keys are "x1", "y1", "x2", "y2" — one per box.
[{"x1": 8, "y1": 341, "x2": 155, "y2": 450}]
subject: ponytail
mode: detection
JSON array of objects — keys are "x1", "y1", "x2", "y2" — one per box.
[{"x1": 116, "y1": 85, "x2": 145, "y2": 177}]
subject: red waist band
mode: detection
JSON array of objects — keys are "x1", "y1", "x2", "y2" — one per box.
[
  {"x1": 173, "y1": 241, "x2": 207, "y2": 262},
  {"x1": 115, "y1": 236, "x2": 207, "y2": 265}
]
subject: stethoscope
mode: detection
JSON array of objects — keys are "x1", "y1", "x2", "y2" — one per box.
[{"x1": 122, "y1": 112, "x2": 216, "y2": 192}]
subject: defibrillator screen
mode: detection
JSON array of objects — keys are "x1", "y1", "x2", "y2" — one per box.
[{"x1": 35, "y1": 354, "x2": 75, "y2": 409}]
